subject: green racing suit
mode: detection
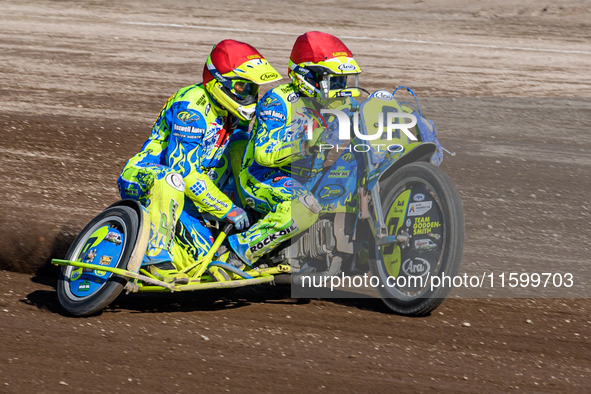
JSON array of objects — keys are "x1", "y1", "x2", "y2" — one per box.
[
  {"x1": 227, "y1": 83, "x2": 322, "y2": 265},
  {"x1": 118, "y1": 83, "x2": 245, "y2": 270}
]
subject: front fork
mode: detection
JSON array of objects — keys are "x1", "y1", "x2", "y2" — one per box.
[{"x1": 359, "y1": 185, "x2": 388, "y2": 241}]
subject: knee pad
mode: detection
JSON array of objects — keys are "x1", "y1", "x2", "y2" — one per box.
[{"x1": 297, "y1": 194, "x2": 321, "y2": 214}]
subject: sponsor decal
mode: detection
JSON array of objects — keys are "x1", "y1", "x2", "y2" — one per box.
[
  {"x1": 413, "y1": 193, "x2": 425, "y2": 202},
  {"x1": 280, "y1": 85, "x2": 293, "y2": 94},
  {"x1": 332, "y1": 51, "x2": 348, "y2": 57},
  {"x1": 70, "y1": 269, "x2": 81, "y2": 281},
  {"x1": 249, "y1": 223, "x2": 299, "y2": 253},
  {"x1": 299, "y1": 194, "x2": 321, "y2": 214},
  {"x1": 196, "y1": 95, "x2": 207, "y2": 107},
  {"x1": 261, "y1": 72, "x2": 279, "y2": 81},
  {"x1": 337, "y1": 63, "x2": 356, "y2": 71},
  {"x1": 259, "y1": 109, "x2": 286, "y2": 121},
  {"x1": 177, "y1": 110, "x2": 202, "y2": 124},
  {"x1": 402, "y1": 258, "x2": 431, "y2": 277},
  {"x1": 205, "y1": 119, "x2": 223, "y2": 140},
  {"x1": 319, "y1": 185, "x2": 345, "y2": 200},
  {"x1": 99, "y1": 256, "x2": 113, "y2": 266},
  {"x1": 263, "y1": 97, "x2": 280, "y2": 107},
  {"x1": 372, "y1": 90, "x2": 393, "y2": 101},
  {"x1": 341, "y1": 152, "x2": 355, "y2": 163},
  {"x1": 247, "y1": 54, "x2": 262, "y2": 59},
  {"x1": 413, "y1": 216, "x2": 441, "y2": 235},
  {"x1": 78, "y1": 280, "x2": 91, "y2": 291},
  {"x1": 84, "y1": 249, "x2": 97, "y2": 263},
  {"x1": 286, "y1": 92, "x2": 299, "y2": 103},
  {"x1": 328, "y1": 166, "x2": 349, "y2": 178},
  {"x1": 189, "y1": 179, "x2": 207, "y2": 195},
  {"x1": 406, "y1": 218, "x2": 412, "y2": 227},
  {"x1": 428, "y1": 232, "x2": 441, "y2": 240},
  {"x1": 173, "y1": 123, "x2": 205, "y2": 137},
  {"x1": 104, "y1": 232, "x2": 122, "y2": 245},
  {"x1": 414, "y1": 238, "x2": 438, "y2": 252},
  {"x1": 198, "y1": 192, "x2": 230, "y2": 210},
  {"x1": 165, "y1": 173, "x2": 185, "y2": 192},
  {"x1": 408, "y1": 201, "x2": 432, "y2": 216},
  {"x1": 94, "y1": 269, "x2": 107, "y2": 277},
  {"x1": 335, "y1": 91, "x2": 353, "y2": 97},
  {"x1": 204, "y1": 103, "x2": 211, "y2": 116}
]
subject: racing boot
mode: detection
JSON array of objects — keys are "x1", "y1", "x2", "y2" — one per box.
[
  {"x1": 221, "y1": 250, "x2": 246, "y2": 270},
  {"x1": 207, "y1": 266, "x2": 231, "y2": 282},
  {"x1": 208, "y1": 251, "x2": 246, "y2": 282},
  {"x1": 148, "y1": 261, "x2": 189, "y2": 285}
]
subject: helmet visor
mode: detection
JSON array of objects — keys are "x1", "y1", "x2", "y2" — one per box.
[
  {"x1": 228, "y1": 79, "x2": 259, "y2": 103},
  {"x1": 328, "y1": 74, "x2": 358, "y2": 90}
]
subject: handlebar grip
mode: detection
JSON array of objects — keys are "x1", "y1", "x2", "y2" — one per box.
[{"x1": 222, "y1": 222, "x2": 234, "y2": 234}]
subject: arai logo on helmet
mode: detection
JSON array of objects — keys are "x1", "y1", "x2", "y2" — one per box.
[
  {"x1": 337, "y1": 63, "x2": 356, "y2": 71},
  {"x1": 260, "y1": 72, "x2": 279, "y2": 81}
]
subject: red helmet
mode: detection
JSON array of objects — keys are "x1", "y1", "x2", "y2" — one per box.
[
  {"x1": 203, "y1": 39, "x2": 281, "y2": 120},
  {"x1": 288, "y1": 32, "x2": 362, "y2": 98}
]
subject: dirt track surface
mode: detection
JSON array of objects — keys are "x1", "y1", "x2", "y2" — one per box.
[{"x1": 0, "y1": 0, "x2": 590, "y2": 392}]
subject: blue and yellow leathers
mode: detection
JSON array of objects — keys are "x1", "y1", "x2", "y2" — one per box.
[
  {"x1": 118, "y1": 83, "x2": 245, "y2": 270},
  {"x1": 227, "y1": 84, "x2": 323, "y2": 265}
]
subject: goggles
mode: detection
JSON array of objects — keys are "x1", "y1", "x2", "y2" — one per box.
[
  {"x1": 207, "y1": 55, "x2": 259, "y2": 104},
  {"x1": 328, "y1": 74, "x2": 358, "y2": 90},
  {"x1": 290, "y1": 62, "x2": 360, "y2": 98},
  {"x1": 228, "y1": 79, "x2": 259, "y2": 101},
  {"x1": 317, "y1": 73, "x2": 359, "y2": 97}
]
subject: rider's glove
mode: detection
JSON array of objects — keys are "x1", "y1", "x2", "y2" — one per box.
[{"x1": 225, "y1": 206, "x2": 250, "y2": 231}]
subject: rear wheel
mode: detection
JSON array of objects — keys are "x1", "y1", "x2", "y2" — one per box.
[
  {"x1": 370, "y1": 162, "x2": 464, "y2": 316},
  {"x1": 57, "y1": 205, "x2": 139, "y2": 316}
]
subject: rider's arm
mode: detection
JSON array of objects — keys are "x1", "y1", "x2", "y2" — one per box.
[
  {"x1": 252, "y1": 123, "x2": 308, "y2": 168},
  {"x1": 251, "y1": 94, "x2": 308, "y2": 168},
  {"x1": 183, "y1": 171, "x2": 234, "y2": 219}
]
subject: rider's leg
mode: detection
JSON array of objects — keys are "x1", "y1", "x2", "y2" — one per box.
[
  {"x1": 170, "y1": 207, "x2": 232, "y2": 281},
  {"x1": 118, "y1": 164, "x2": 189, "y2": 283},
  {"x1": 227, "y1": 169, "x2": 320, "y2": 266}
]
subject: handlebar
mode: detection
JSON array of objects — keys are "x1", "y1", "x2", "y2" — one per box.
[{"x1": 222, "y1": 222, "x2": 234, "y2": 235}]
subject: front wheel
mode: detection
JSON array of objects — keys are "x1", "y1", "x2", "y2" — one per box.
[
  {"x1": 370, "y1": 162, "x2": 464, "y2": 316},
  {"x1": 57, "y1": 205, "x2": 139, "y2": 316}
]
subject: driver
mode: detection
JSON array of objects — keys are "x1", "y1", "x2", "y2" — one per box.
[
  {"x1": 224, "y1": 31, "x2": 362, "y2": 268},
  {"x1": 117, "y1": 39, "x2": 281, "y2": 284}
]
